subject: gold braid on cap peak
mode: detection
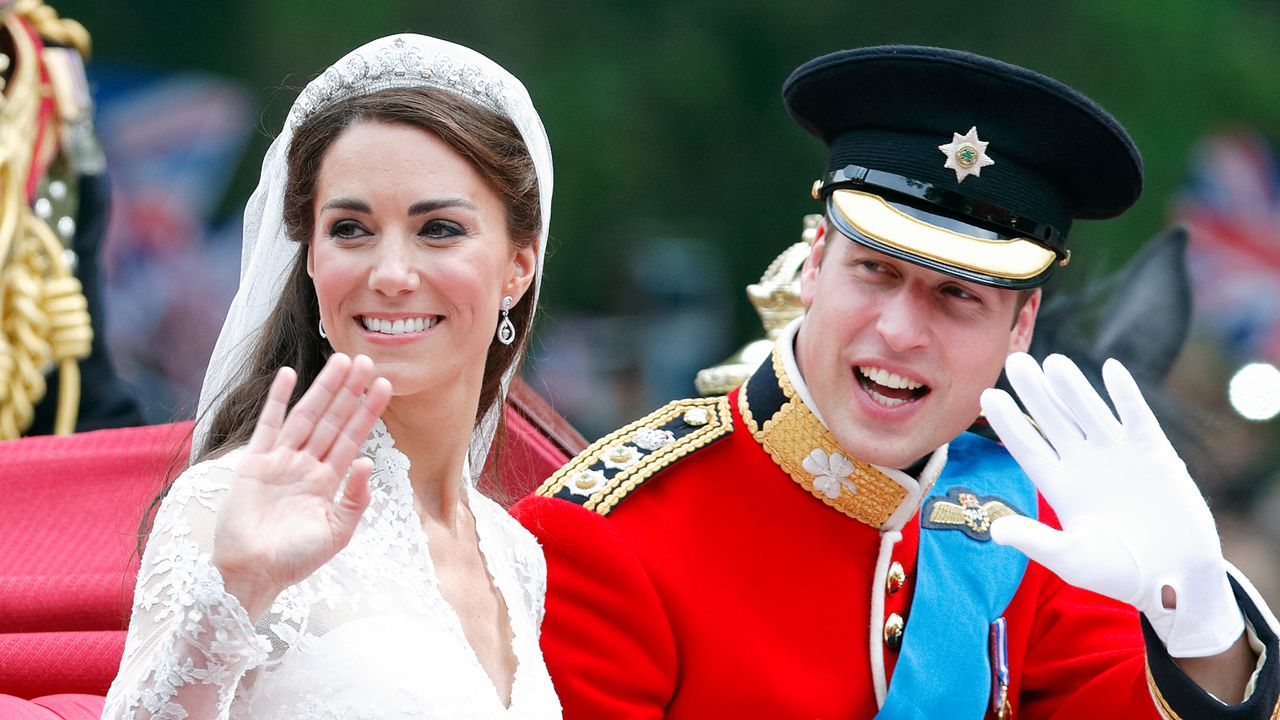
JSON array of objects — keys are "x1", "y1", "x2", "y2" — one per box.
[{"x1": 0, "y1": 5, "x2": 93, "y2": 439}]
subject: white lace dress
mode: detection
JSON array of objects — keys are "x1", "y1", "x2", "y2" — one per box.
[{"x1": 102, "y1": 422, "x2": 562, "y2": 719}]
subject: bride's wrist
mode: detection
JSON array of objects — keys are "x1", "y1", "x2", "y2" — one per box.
[{"x1": 212, "y1": 555, "x2": 280, "y2": 623}]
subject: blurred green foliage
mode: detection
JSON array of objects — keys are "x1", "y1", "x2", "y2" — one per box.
[{"x1": 57, "y1": 0, "x2": 1280, "y2": 341}]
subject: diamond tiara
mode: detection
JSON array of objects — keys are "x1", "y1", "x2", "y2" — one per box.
[{"x1": 289, "y1": 37, "x2": 510, "y2": 128}]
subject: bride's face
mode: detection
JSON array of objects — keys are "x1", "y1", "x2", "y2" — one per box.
[{"x1": 307, "y1": 120, "x2": 536, "y2": 399}]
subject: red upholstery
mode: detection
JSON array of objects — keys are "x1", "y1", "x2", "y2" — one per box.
[
  {"x1": 0, "y1": 422, "x2": 185, "y2": 706},
  {"x1": 0, "y1": 391, "x2": 581, "y2": 717},
  {"x1": 0, "y1": 693, "x2": 106, "y2": 719}
]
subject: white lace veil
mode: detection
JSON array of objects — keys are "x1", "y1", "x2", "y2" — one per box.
[{"x1": 193, "y1": 34, "x2": 553, "y2": 477}]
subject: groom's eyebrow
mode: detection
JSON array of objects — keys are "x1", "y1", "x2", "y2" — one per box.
[{"x1": 409, "y1": 198, "x2": 476, "y2": 215}]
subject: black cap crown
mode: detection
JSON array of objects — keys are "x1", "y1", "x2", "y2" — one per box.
[{"x1": 784, "y1": 45, "x2": 1143, "y2": 288}]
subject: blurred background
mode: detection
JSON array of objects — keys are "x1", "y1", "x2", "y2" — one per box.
[{"x1": 32, "y1": 0, "x2": 1280, "y2": 596}]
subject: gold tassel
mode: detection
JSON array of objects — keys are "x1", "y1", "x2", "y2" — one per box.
[{"x1": 0, "y1": 6, "x2": 92, "y2": 438}]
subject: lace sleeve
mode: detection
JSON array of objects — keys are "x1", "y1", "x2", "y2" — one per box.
[
  {"x1": 102, "y1": 456, "x2": 272, "y2": 720},
  {"x1": 527, "y1": 531, "x2": 549, "y2": 633}
]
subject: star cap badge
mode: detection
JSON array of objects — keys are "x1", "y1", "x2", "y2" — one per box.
[{"x1": 938, "y1": 126, "x2": 995, "y2": 183}]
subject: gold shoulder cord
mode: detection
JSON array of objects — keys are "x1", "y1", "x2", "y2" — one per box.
[{"x1": 0, "y1": 2, "x2": 93, "y2": 439}]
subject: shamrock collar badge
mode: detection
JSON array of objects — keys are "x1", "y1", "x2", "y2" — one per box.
[{"x1": 938, "y1": 126, "x2": 995, "y2": 183}]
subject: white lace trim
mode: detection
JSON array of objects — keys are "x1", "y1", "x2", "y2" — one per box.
[{"x1": 103, "y1": 421, "x2": 560, "y2": 719}]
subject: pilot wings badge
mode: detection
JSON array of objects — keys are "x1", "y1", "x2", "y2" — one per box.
[{"x1": 921, "y1": 487, "x2": 1023, "y2": 542}]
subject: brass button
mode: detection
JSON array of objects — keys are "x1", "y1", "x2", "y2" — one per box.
[
  {"x1": 886, "y1": 561, "x2": 906, "y2": 594},
  {"x1": 883, "y1": 612, "x2": 905, "y2": 651}
]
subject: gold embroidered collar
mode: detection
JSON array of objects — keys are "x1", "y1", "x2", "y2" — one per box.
[{"x1": 739, "y1": 346, "x2": 934, "y2": 529}]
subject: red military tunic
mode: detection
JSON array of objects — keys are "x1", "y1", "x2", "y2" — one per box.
[{"x1": 514, "y1": 349, "x2": 1279, "y2": 719}]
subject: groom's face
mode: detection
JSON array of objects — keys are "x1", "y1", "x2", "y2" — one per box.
[{"x1": 794, "y1": 220, "x2": 1040, "y2": 468}]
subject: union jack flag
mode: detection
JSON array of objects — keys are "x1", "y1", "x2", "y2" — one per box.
[{"x1": 1172, "y1": 131, "x2": 1280, "y2": 364}]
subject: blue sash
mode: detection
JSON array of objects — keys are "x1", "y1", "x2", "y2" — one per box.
[{"x1": 875, "y1": 432, "x2": 1038, "y2": 719}]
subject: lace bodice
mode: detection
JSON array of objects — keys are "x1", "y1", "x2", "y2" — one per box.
[{"x1": 103, "y1": 422, "x2": 561, "y2": 719}]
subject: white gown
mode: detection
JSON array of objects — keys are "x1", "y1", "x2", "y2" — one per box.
[{"x1": 103, "y1": 421, "x2": 562, "y2": 719}]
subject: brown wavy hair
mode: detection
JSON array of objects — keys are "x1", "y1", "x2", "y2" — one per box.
[
  {"x1": 139, "y1": 86, "x2": 541, "y2": 546},
  {"x1": 199, "y1": 85, "x2": 541, "y2": 461}
]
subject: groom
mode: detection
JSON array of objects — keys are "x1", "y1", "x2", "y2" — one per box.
[{"x1": 515, "y1": 46, "x2": 1280, "y2": 718}]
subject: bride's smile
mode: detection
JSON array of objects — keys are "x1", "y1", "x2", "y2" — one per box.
[
  {"x1": 308, "y1": 121, "x2": 536, "y2": 401},
  {"x1": 105, "y1": 34, "x2": 560, "y2": 720}
]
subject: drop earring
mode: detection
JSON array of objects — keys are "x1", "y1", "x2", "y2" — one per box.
[
  {"x1": 318, "y1": 318, "x2": 328, "y2": 339},
  {"x1": 496, "y1": 295, "x2": 515, "y2": 345}
]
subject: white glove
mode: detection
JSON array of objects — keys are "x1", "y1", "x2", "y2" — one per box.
[{"x1": 980, "y1": 352, "x2": 1244, "y2": 658}]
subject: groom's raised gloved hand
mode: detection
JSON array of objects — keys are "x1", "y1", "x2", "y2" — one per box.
[{"x1": 980, "y1": 352, "x2": 1243, "y2": 658}]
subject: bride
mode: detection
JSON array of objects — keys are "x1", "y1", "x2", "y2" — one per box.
[{"x1": 103, "y1": 34, "x2": 560, "y2": 718}]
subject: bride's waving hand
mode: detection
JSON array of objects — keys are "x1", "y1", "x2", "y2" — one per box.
[
  {"x1": 213, "y1": 354, "x2": 391, "y2": 621},
  {"x1": 104, "y1": 34, "x2": 560, "y2": 719}
]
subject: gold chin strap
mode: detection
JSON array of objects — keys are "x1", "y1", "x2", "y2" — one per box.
[{"x1": 0, "y1": 4, "x2": 93, "y2": 439}]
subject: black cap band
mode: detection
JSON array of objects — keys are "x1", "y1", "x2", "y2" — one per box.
[
  {"x1": 826, "y1": 131, "x2": 1070, "y2": 246},
  {"x1": 819, "y1": 163, "x2": 1065, "y2": 253}
]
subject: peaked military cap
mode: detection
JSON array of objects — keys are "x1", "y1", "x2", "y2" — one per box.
[{"x1": 784, "y1": 45, "x2": 1143, "y2": 288}]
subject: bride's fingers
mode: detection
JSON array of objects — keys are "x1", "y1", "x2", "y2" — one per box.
[
  {"x1": 302, "y1": 355, "x2": 376, "y2": 460},
  {"x1": 247, "y1": 367, "x2": 297, "y2": 454},
  {"x1": 330, "y1": 456, "x2": 373, "y2": 548},
  {"x1": 323, "y1": 377, "x2": 392, "y2": 479},
  {"x1": 277, "y1": 353, "x2": 352, "y2": 450}
]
